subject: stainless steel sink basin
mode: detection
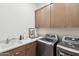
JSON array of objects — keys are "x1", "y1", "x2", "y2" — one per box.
[
  {"x1": 0, "y1": 42, "x2": 14, "y2": 49},
  {"x1": 0, "y1": 38, "x2": 34, "y2": 52},
  {"x1": 0, "y1": 39, "x2": 23, "y2": 49}
]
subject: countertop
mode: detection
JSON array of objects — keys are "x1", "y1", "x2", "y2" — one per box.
[{"x1": 0, "y1": 37, "x2": 42, "y2": 53}]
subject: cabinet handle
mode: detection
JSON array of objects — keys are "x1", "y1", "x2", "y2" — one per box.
[{"x1": 15, "y1": 52, "x2": 20, "y2": 55}]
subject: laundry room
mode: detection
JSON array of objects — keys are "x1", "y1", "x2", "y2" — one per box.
[{"x1": 0, "y1": 0, "x2": 79, "y2": 57}]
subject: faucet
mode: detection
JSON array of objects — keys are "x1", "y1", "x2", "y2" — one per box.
[{"x1": 6, "y1": 38, "x2": 9, "y2": 44}]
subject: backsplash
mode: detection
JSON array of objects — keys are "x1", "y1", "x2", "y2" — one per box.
[{"x1": 37, "y1": 28, "x2": 79, "y2": 39}]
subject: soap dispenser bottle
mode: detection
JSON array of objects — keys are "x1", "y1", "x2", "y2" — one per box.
[{"x1": 19, "y1": 35, "x2": 22, "y2": 40}]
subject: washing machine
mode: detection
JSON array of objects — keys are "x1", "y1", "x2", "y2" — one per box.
[
  {"x1": 37, "y1": 34, "x2": 59, "y2": 56},
  {"x1": 57, "y1": 36, "x2": 79, "y2": 56}
]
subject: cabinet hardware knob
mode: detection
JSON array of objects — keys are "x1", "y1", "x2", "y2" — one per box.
[{"x1": 16, "y1": 52, "x2": 19, "y2": 54}]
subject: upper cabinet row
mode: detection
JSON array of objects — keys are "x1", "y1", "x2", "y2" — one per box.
[{"x1": 35, "y1": 3, "x2": 79, "y2": 28}]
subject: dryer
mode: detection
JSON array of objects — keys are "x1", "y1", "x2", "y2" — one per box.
[{"x1": 57, "y1": 36, "x2": 79, "y2": 56}]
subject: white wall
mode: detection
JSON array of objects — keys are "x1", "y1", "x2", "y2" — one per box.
[
  {"x1": 1, "y1": 3, "x2": 79, "y2": 40},
  {"x1": 0, "y1": 3, "x2": 46, "y2": 40},
  {"x1": 33, "y1": 3, "x2": 49, "y2": 10}
]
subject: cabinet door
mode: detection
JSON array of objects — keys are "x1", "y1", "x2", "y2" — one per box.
[
  {"x1": 51, "y1": 3, "x2": 66, "y2": 28},
  {"x1": 12, "y1": 46, "x2": 25, "y2": 56},
  {"x1": 66, "y1": 4, "x2": 79, "y2": 27},
  {"x1": 35, "y1": 10, "x2": 42, "y2": 28},
  {"x1": 26, "y1": 42, "x2": 36, "y2": 56},
  {"x1": 50, "y1": 4, "x2": 54, "y2": 27},
  {"x1": 35, "y1": 5, "x2": 50, "y2": 28}
]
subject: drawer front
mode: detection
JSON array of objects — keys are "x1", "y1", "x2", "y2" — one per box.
[
  {"x1": 0, "y1": 53, "x2": 11, "y2": 56},
  {"x1": 14, "y1": 51, "x2": 25, "y2": 56},
  {"x1": 26, "y1": 46, "x2": 36, "y2": 56},
  {"x1": 11, "y1": 46, "x2": 25, "y2": 56},
  {"x1": 3, "y1": 50, "x2": 13, "y2": 56},
  {"x1": 13, "y1": 46, "x2": 25, "y2": 52},
  {"x1": 3, "y1": 45, "x2": 25, "y2": 56},
  {"x1": 26, "y1": 42, "x2": 36, "y2": 49}
]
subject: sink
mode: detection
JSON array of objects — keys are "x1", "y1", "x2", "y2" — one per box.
[
  {"x1": 0, "y1": 38, "x2": 33, "y2": 52},
  {"x1": 0, "y1": 38, "x2": 34, "y2": 53},
  {"x1": 0, "y1": 42, "x2": 14, "y2": 49},
  {"x1": 13, "y1": 40, "x2": 23, "y2": 44},
  {"x1": 0, "y1": 39, "x2": 23, "y2": 49}
]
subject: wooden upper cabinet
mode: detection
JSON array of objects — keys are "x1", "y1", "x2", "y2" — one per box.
[
  {"x1": 35, "y1": 5, "x2": 50, "y2": 28},
  {"x1": 35, "y1": 10, "x2": 41, "y2": 28},
  {"x1": 35, "y1": 3, "x2": 79, "y2": 28},
  {"x1": 40, "y1": 5, "x2": 50, "y2": 28},
  {"x1": 50, "y1": 4, "x2": 54, "y2": 27},
  {"x1": 51, "y1": 3, "x2": 66, "y2": 28},
  {"x1": 66, "y1": 4, "x2": 79, "y2": 27}
]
